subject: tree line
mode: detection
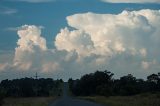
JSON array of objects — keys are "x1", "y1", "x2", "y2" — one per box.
[
  {"x1": 68, "y1": 70, "x2": 160, "y2": 96},
  {"x1": 0, "y1": 78, "x2": 63, "y2": 105}
]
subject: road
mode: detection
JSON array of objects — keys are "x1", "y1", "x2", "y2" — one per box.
[{"x1": 49, "y1": 82, "x2": 104, "y2": 106}]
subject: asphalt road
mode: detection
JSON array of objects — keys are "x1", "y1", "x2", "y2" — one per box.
[{"x1": 49, "y1": 82, "x2": 104, "y2": 106}]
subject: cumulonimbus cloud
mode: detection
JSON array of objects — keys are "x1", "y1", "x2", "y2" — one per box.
[
  {"x1": 0, "y1": 9, "x2": 160, "y2": 80},
  {"x1": 101, "y1": 0, "x2": 160, "y2": 3}
]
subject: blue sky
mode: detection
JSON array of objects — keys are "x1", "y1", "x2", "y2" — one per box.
[
  {"x1": 0, "y1": 0, "x2": 160, "y2": 80},
  {"x1": 1, "y1": 0, "x2": 160, "y2": 50}
]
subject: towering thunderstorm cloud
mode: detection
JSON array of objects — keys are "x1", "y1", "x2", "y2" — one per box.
[{"x1": 0, "y1": 9, "x2": 160, "y2": 80}]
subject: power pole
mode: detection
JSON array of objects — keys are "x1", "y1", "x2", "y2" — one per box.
[
  {"x1": 34, "y1": 72, "x2": 39, "y2": 79},
  {"x1": 34, "y1": 72, "x2": 40, "y2": 96}
]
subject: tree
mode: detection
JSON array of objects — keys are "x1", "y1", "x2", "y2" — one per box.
[
  {"x1": 147, "y1": 73, "x2": 160, "y2": 92},
  {"x1": 0, "y1": 78, "x2": 63, "y2": 98},
  {"x1": 147, "y1": 74, "x2": 159, "y2": 83},
  {"x1": 69, "y1": 70, "x2": 114, "y2": 96}
]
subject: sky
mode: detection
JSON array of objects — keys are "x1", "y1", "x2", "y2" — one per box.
[{"x1": 0, "y1": 0, "x2": 160, "y2": 81}]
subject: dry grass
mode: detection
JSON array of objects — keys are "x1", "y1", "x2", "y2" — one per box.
[
  {"x1": 2, "y1": 97, "x2": 55, "y2": 106},
  {"x1": 80, "y1": 93, "x2": 160, "y2": 106}
]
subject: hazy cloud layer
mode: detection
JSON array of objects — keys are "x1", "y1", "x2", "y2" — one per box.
[
  {"x1": 101, "y1": 0, "x2": 160, "y2": 3},
  {"x1": 0, "y1": 6, "x2": 17, "y2": 15},
  {"x1": 0, "y1": 9, "x2": 160, "y2": 80},
  {"x1": 6, "y1": 0, "x2": 55, "y2": 3}
]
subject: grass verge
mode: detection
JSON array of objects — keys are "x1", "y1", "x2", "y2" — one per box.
[
  {"x1": 2, "y1": 97, "x2": 56, "y2": 106},
  {"x1": 80, "y1": 93, "x2": 160, "y2": 106}
]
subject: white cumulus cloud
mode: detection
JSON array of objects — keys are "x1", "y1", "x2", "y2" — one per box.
[
  {"x1": 56, "y1": 9, "x2": 160, "y2": 78},
  {"x1": 55, "y1": 27, "x2": 94, "y2": 56},
  {"x1": 14, "y1": 25, "x2": 47, "y2": 71}
]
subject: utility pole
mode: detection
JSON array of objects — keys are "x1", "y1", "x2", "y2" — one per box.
[
  {"x1": 34, "y1": 72, "x2": 39, "y2": 96},
  {"x1": 34, "y1": 72, "x2": 39, "y2": 79}
]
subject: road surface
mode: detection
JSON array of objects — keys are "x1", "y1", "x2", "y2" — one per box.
[{"x1": 49, "y1": 82, "x2": 104, "y2": 106}]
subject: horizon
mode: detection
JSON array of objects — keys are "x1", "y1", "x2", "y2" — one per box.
[{"x1": 0, "y1": 70, "x2": 157, "y2": 81}]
